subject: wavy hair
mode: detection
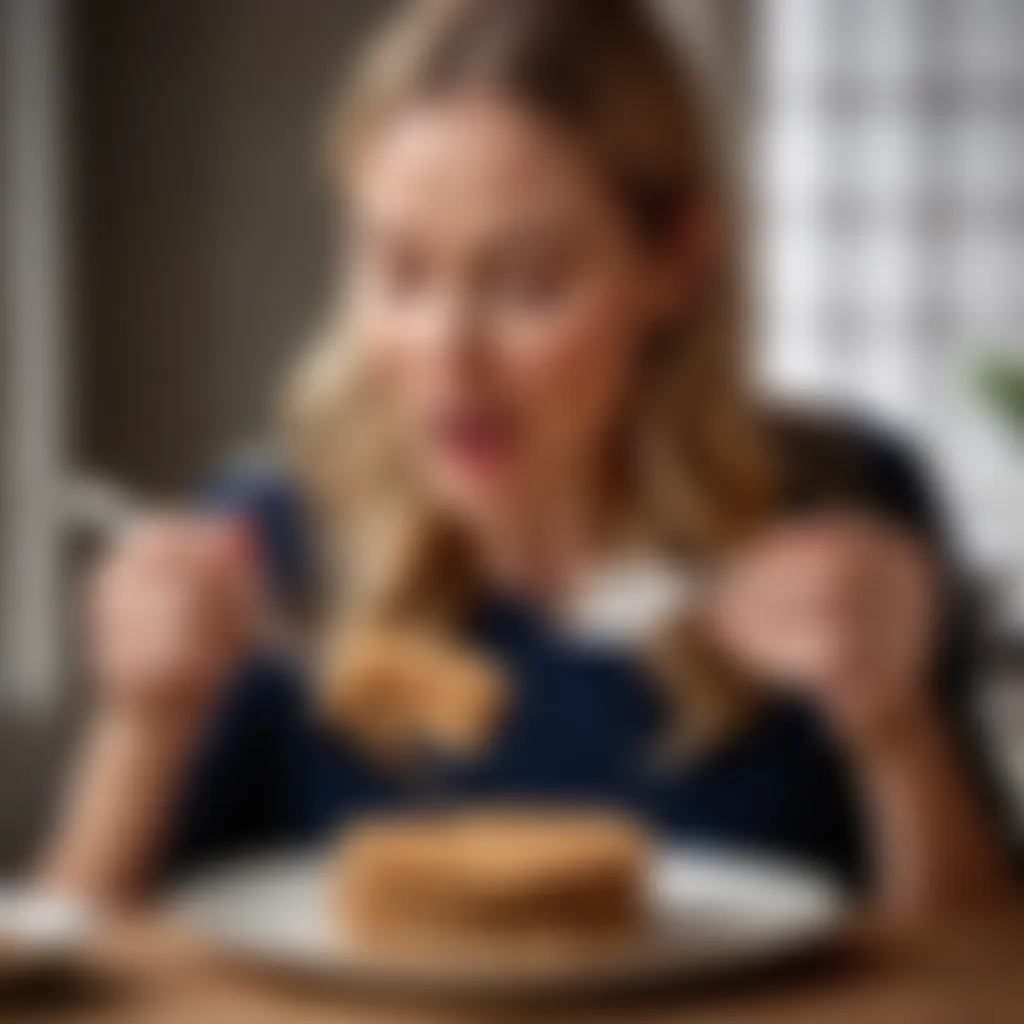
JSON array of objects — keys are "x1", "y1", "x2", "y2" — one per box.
[{"x1": 286, "y1": 0, "x2": 779, "y2": 752}]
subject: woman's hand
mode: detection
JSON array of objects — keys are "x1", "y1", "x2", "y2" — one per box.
[
  {"x1": 41, "y1": 514, "x2": 259, "y2": 902},
  {"x1": 706, "y1": 512, "x2": 941, "y2": 753},
  {"x1": 86, "y1": 514, "x2": 258, "y2": 727},
  {"x1": 707, "y1": 513, "x2": 1012, "y2": 914}
]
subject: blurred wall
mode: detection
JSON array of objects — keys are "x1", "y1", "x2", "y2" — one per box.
[{"x1": 72, "y1": 0, "x2": 394, "y2": 493}]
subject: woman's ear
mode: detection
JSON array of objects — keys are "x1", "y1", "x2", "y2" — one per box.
[{"x1": 645, "y1": 204, "x2": 722, "y2": 325}]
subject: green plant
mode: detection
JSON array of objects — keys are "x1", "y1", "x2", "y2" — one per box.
[{"x1": 976, "y1": 354, "x2": 1024, "y2": 435}]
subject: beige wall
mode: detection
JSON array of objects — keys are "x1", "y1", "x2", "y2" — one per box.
[{"x1": 74, "y1": 0, "x2": 394, "y2": 493}]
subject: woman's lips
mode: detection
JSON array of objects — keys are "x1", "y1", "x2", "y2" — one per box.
[{"x1": 431, "y1": 409, "x2": 517, "y2": 474}]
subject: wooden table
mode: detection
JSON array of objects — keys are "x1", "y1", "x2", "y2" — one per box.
[{"x1": 6, "y1": 908, "x2": 1024, "y2": 1024}]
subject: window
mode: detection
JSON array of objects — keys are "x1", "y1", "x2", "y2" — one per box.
[{"x1": 758, "y1": 0, "x2": 1024, "y2": 624}]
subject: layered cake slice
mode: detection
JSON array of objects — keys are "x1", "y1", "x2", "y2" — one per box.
[{"x1": 332, "y1": 808, "x2": 650, "y2": 955}]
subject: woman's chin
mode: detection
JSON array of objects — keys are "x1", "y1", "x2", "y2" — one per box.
[{"x1": 427, "y1": 471, "x2": 526, "y2": 527}]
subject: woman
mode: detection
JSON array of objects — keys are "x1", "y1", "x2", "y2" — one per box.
[{"x1": 44, "y1": 0, "x2": 1012, "y2": 914}]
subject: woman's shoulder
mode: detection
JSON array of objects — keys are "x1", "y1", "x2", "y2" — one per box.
[
  {"x1": 198, "y1": 449, "x2": 317, "y2": 612},
  {"x1": 767, "y1": 405, "x2": 943, "y2": 538}
]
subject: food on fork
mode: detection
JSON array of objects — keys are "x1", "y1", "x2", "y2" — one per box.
[
  {"x1": 321, "y1": 625, "x2": 509, "y2": 766},
  {"x1": 332, "y1": 807, "x2": 650, "y2": 955}
]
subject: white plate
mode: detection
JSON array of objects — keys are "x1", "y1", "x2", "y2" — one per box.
[
  {"x1": 168, "y1": 846, "x2": 850, "y2": 997},
  {"x1": 0, "y1": 887, "x2": 96, "y2": 977}
]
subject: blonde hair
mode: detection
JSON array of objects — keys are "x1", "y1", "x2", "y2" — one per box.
[{"x1": 287, "y1": 0, "x2": 778, "y2": 751}]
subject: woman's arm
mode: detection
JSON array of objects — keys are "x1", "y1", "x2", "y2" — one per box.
[
  {"x1": 709, "y1": 513, "x2": 1015, "y2": 916},
  {"x1": 856, "y1": 703, "x2": 1011, "y2": 914},
  {"x1": 40, "y1": 707, "x2": 205, "y2": 902},
  {"x1": 40, "y1": 515, "x2": 256, "y2": 904}
]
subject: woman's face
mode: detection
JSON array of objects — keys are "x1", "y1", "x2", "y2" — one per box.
[{"x1": 347, "y1": 95, "x2": 680, "y2": 524}]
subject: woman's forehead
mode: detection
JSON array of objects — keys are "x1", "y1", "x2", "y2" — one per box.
[{"x1": 347, "y1": 96, "x2": 617, "y2": 239}]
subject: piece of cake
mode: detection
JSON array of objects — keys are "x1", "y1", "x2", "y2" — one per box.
[
  {"x1": 321, "y1": 625, "x2": 509, "y2": 766},
  {"x1": 332, "y1": 807, "x2": 650, "y2": 956}
]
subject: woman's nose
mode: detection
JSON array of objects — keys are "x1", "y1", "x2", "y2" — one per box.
[{"x1": 416, "y1": 287, "x2": 486, "y2": 369}]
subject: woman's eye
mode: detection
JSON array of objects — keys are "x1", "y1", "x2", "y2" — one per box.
[
  {"x1": 379, "y1": 256, "x2": 429, "y2": 297},
  {"x1": 357, "y1": 244, "x2": 431, "y2": 300}
]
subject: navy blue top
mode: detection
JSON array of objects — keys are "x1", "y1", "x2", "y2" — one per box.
[{"x1": 165, "y1": 423, "x2": 1001, "y2": 888}]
